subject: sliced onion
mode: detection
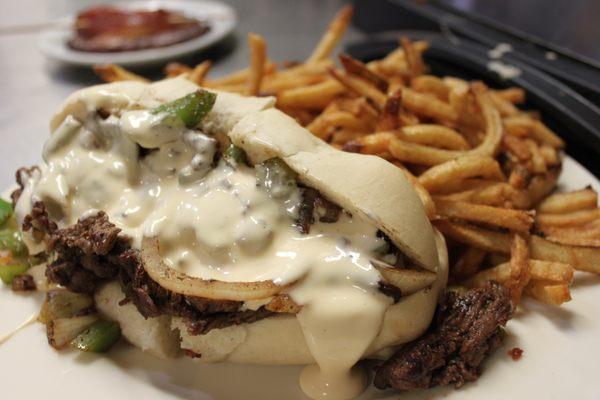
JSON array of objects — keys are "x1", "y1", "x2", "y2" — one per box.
[
  {"x1": 48, "y1": 314, "x2": 98, "y2": 349},
  {"x1": 265, "y1": 294, "x2": 302, "y2": 314},
  {"x1": 372, "y1": 259, "x2": 437, "y2": 296},
  {"x1": 141, "y1": 237, "x2": 287, "y2": 301}
]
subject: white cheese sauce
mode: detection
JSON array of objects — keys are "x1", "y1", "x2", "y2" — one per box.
[{"x1": 17, "y1": 93, "x2": 397, "y2": 400}]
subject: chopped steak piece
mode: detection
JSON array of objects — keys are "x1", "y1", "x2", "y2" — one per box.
[
  {"x1": 36, "y1": 207, "x2": 278, "y2": 335},
  {"x1": 378, "y1": 281, "x2": 402, "y2": 303},
  {"x1": 296, "y1": 187, "x2": 318, "y2": 234},
  {"x1": 48, "y1": 212, "x2": 122, "y2": 257},
  {"x1": 374, "y1": 282, "x2": 512, "y2": 391},
  {"x1": 184, "y1": 307, "x2": 275, "y2": 336},
  {"x1": 46, "y1": 260, "x2": 100, "y2": 294},
  {"x1": 11, "y1": 274, "x2": 36, "y2": 291},
  {"x1": 45, "y1": 212, "x2": 123, "y2": 293},
  {"x1": 315, "y1": 195, "x2": 342, "y2": 223},
  {"x1": 11, "y1": 167, "x2": 40, "y2": 206},
  {"x1": 296, "y1": 188, "x2": 342, "y2": 233},
  {"x1": 507, "y1": 347, "x2": 523, "y2": 361},
  {"x1": 22, "y1": 201, "x2": 57, "y2": 236}
]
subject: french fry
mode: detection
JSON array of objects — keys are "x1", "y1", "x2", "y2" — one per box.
[
  {"x1": 467, "y1": 260, "x2": 573, "y2": 287},
  {"x1": 164, "y1": 62, "x2": 192, "y2": 77},
  {"x1": 437, "y1": 182, "x2": 531, "y2": 210},
  {"x1": 434, "y1": 199, "x2": 534, "y2": 233},
  {"x1": 526, "y1": 140, "x2": 548, "y2": 174},
  {"x1": 434, "y1": 219, "x2": 513, "y2": 254},
  {"x1": 262, "y1": 71, "x2": 327, "y2": 93},
  {"x1": 445, "y1": 78, "x2": 483, "y2": 132},
  {"x1": 418, "y1": 155, "x2": 505, "y2": 193},
  {"x1": 537, "y1": 188, "x2": 598, "y2": 214},
  {"x1": 469, "y1": 82, "x2": 504, "y2": 156},
  {"x1": 329, "y1": 68, "x2": 387, "y2": 109},
  {"x1": 399, "y1": 125, "x2": 469, "y2": 150},
  {"x1": 400, "y1": 36, "x2": 425, "y2": 79},
  {"x1": 429, "y1": 178, "x2": 497, "y2": 195},
  {"x1": 503, "y1": 135, "x2": 532, "y2": 161},
  {"x1": 411, "y1": 75, "x2": 449, "y2": 101},
  {"x1": 539, "y1": 145, "x2": 560, "y2": 167},
  {"x1": 339, "y1": 54, "x2": 388, "y2": 92},
  {"x1": 247, "y1": 33, "x2": 267, "y2": 95},
  {"x1": 277, "y1": 80, "x2": 345, "y2": 110},
  {"x1": 376, "y1": 90, "x2": 401, "y2": 131},
  {"x1": 529, "y1": 260, "x2": 574, "y2": 283},
  {"x1": 204, "y1": 62, "x2": 275, "y2": 87},
  {"x1": 331, "y1": 128, "x2": 363, "y2": 144},
  {"x1": 536, "y1": 220, "x2": 600, "y2": 247},
  {"x1": 490, "y1": 91, "x2": 520, "y2": 116},
  {"x1": 188, "y1": 60, "x2": 212, "y2": 85},
  {"x1": 504, "y1": 115, "x2": 565, "y2": 149},
  {"x1": 306, "y1": 5, "x2": 353, "y2": 63},
  {"x1": 402, "y1": 88, "x2": 457, "y2": 122},
  {"x1": 276, "y1": 59, "x2": 333, "y2": 79},
  {"x1": 528, "y1": 167, "x2": 561, "y2": 206},
  {"x1": 436, "y1": 219, "x2": 600, "y2": 274},
  {"x1": 344, "y1": 132, "x2": 396, "y2": 155},
  {"x1": 494, "y1": 87, "x2": 525, "y2": 104},
  {"x1": 536, "y1": 209, "x2": 600, "y2": 227},
  {"x1": 525, "y1": 281, "x2": 571, "y2": 306},
  {"x1": 505, "y1": 233, "x2": 531, "y2": 304},
  {"x1": 93, "y1": 64, "x2": 149, "y2": 83},
  {"x1": 394, "y1": 88, "x2": 499, "y2": 165}
]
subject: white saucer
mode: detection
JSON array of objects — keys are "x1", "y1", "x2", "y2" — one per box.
[{"x1": 37, "y1": 0, "x2": 236, "y2": 67}]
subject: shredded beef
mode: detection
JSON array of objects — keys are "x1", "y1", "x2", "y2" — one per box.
[
  {"x1": 296, "y1": 187, "x2": 318, "y2": 234},
  {"x1": 11, "y1": 167, "x2": 39, "y2": 206},
  {"x1": 45, "y1": 213, "x2": 122, "y2": 293},
  {"x1": 374, "y1": 282, "x2": 512, "y2": 391},
  {"x1": 22, "y1": 201, "x2": 57, "y2": 236},
  {"x1": 46, "y1": 260, "x2": 100, "y2": 294},
  {"x1": 296, "y1": 188, "x2": 342, "y2": 233},
  {"x1": 11, "y1": 274, "x2": 36, "y2": 291},
  {"x1": 315, "y1": 195, "x2": 342, "y2": 223},
  {"x1": 40, "y1": 209, "x2": 275, "y2": 335},
  {"x1": 378, "y1": 281, "x2": 402, "y2": 303}
]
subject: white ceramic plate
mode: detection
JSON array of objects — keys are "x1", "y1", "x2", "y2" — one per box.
[
  {"x1": 1, "y1": 156, "x2": 599, "y2": 400},
  {"x1": 37, "y1": 0, "x2": 236, "y2": 67}
]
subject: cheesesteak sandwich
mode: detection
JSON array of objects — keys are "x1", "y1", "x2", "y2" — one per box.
[{"x1": 5, "y1": 77, "x2": 512, "y2": 399}]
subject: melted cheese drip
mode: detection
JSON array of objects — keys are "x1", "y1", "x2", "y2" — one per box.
[
  {"x1": 0, "y1": 314, "x2": 38, "y2": 347},
  {"x1": 17, "y1": 93, "x2": 398, "y2": 400}
]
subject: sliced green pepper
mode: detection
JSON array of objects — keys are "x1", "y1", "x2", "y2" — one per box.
[
  {"x1": 256, "y1": 158, "x2": 298, "y2": 199},
  {"x1": 0, "y1": 198, "x2": 11, "y2": 226},
  {"x1": 71, "y1": 320, "x2": 121, "y2": 353},
  {"x1": 0, "y1": 228, "x2": 27, "y2": 257},
  {"x1": 152, "y1": 90, "x2": 216, "y2": 128},
  {"x1": 224, "y1": 144, "x2": 247, "y2": 166},
  {"x1": 0, "y1": 263, "x2": 29, "y2": 284}
]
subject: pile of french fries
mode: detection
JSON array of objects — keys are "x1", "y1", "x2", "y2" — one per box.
[{"x1": 94, "y1": 6, "x2": 600, "y2": 308}]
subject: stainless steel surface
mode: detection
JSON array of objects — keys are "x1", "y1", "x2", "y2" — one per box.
[{"x1": 0, "y1": 0, "x2": 360, "y2": 190}]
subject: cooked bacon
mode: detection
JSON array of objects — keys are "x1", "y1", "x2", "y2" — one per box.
[{"x1": 69, "y1": 6, "x2": 210, "y2": 52}]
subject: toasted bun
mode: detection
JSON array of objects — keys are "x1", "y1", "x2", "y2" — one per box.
[{"x1": 51, "y1": 77, "x2": 448, "y2": 364}]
